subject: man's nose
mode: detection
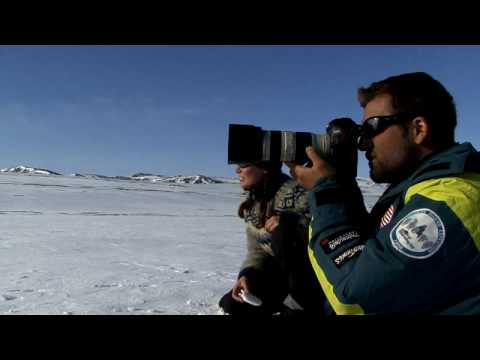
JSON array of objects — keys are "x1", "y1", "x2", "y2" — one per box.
[{"x1": 357, "y1": 134, "x2": 372, "y2": 152}]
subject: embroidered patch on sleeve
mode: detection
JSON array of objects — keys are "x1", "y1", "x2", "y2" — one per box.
[
  {"x1": 380, "y1": 205, "x2": 395, "y2": 228},
  {"x1": 333, "y1": 244, "x2": 365, "y2": 268},
  {"x1": 320, "y1": 230, "x2": 360, "y2": 254},
  {"x1": 390, "y1": 208, "x2": 445, "y2": 259}
]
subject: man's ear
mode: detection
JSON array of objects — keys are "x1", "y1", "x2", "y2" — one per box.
[{"x1": 410, "y1": 116, "x2": 430, "y2": 145}]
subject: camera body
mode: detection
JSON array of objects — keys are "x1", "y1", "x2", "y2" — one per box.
[{"x1": 228, "y1": 118, "x2": 360, "y2": 179}]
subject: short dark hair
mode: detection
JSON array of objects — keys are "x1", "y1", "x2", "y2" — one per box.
[{"x1": 358, "y1": 72, "x2": 457, "y2": 149}]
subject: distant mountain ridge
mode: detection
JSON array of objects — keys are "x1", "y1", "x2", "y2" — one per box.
[
  {"x1": 0, "y1": 165, "x2": 238, "y2": 184},
  {"x1": 0, "y1": 165, "x2": 61, "y2": 176},
  {"x1": 0, "y1": 164, "x2": 385, "y2": 189}
]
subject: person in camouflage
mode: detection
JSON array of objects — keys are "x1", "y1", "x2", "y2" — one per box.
[{"x1": 219, "y1": 161, "x2": 327, "y2": 316}]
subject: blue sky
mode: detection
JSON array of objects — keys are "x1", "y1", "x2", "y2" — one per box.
[{"x1": 0, "y1": 45, "x2": 479, "y2": 178}]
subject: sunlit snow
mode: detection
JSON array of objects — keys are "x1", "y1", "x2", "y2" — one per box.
[{"x1": 0, "y1": 172, "x2": 385, "y2": 314}]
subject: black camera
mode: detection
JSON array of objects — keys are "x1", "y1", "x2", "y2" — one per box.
[{"x1": 228, "y1": 118, "x2": 360, "y2": 179}]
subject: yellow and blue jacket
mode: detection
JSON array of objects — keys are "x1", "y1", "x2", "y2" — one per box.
[{"x1": 308, "y1": 142, "x2": 480, "y2": 314}]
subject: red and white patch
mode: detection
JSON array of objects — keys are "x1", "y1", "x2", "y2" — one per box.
[{"x1": 380, "y1": 205, "x2": 395, "y2": 228}]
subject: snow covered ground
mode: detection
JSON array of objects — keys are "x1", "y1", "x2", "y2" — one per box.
[{"x1": 0, "y1": 173, "x2": 385, "y2": 315}]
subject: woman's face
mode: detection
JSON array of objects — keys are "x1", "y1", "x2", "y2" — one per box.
[{"x1": 236, "y1": 164, "x2": 266, "y2": 190}]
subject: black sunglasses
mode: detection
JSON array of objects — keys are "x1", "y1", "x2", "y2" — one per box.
[{"x1": 359, "y1": 113, "x2": 414, "y2": 140}]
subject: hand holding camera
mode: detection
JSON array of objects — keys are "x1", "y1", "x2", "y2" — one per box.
[{"x1": 285, "y1": 146, "x2": 336, "y2": 190}]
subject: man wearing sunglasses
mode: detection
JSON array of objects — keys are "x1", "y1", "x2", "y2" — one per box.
[{"x1": 287, "y1": 72, "x2": 480, "y2": 314}]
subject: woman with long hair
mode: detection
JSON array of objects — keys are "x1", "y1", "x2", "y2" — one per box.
[{"x1": 218, "y1": 161, "x2": 327, "y2": 316}]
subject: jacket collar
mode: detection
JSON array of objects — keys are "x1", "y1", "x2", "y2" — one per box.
[{"x1": 376, "y1": 142, "x2": 478, "y2": 204}]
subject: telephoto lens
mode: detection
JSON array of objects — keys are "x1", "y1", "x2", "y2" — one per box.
[
  {"x1": 228, "y1": 118, "x2": 360, "y2": 179},
  {"x1": 228, "y1": 124, "x2": 316, "y2": 165}
]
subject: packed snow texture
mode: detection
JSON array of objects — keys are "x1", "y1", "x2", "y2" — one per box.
[{"x1": 0, "y1": 173, "x2": 385, "y2": 315}]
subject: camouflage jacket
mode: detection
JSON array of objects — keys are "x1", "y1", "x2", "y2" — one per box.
[{"x1": 239, "y1": 175, "x2": 310, "y2": 277}]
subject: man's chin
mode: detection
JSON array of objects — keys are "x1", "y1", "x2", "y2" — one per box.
[
  {"x1": 371, "y1": 168, "x2": 400, "y2": 184},
  {"x1": 370, "y1": 169, "x2": 386, "y2": 184}
]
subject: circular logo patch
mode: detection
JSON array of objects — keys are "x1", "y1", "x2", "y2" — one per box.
[{"x1": 390, "y1": 208, "x2": 445, "y2": 259}]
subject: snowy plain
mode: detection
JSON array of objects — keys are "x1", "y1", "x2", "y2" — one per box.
[{"x1": 0, "y1": 172, "x2": 385, "y2": 315}]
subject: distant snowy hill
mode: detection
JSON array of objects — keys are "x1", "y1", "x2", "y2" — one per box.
[
  {"x1": 0, "y1": 165, "x2": 61, "y2": 176},
  {"x1": 131, "y1": 174, "x2": 224, "y2": 184},
  {"x1": 0, "y1": 165, "x2": 383, "y2": 191},
  {"x1": 131, "y1": 172, "x2": 156, "y2": 178},
  {"x1": 1, "y1": 166, "x2": 237, "y2": 185},
  {"x1": 211, "y1": 177, "x2": 240, "y2": 184},
  {"x1": 162, "y1": 175, "x2": 223, "y2": 184},
  {"x1": 83, "y1": 174, "x2": 111, "y2": 180}
]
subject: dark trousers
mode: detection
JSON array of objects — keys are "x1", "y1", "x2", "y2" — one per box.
[{"x1": 270, "y1": 212, "x2": 330, "y2": 316}]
